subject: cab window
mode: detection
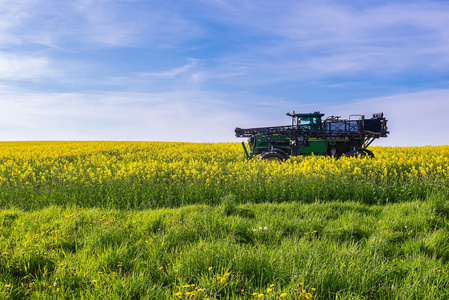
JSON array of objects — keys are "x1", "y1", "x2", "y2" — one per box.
[{"x1": 299, "y1": 117, "x2": 318, "y2": 130}]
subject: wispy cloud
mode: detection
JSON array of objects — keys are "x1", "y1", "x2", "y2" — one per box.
[
  {"x1": 4, "y1": 0, "x2": 448, "y2": 84},
  {"x1": 0, "y1": 87, "x2": 251, "y2": 141},
  {"x1": 138, "y1": 59, "x2": 199, "y2": 79},
  {"x1": 197, "y1": 0, "x2": 449, "y2": 77},
  {"x1": 1, "y1": 0, "x2": 202, "y2": 50},
  {"x1": 0, "y1": 52, "x2": 58, "y2": 80}
]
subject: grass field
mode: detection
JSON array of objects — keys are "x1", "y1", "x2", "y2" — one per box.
[{"x1": 0, "y1": 142, "x2": 448, "y2": 299}]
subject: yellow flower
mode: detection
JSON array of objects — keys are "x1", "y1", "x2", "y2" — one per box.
[
  {"x1": 311, "y1": 288, "x2": 316, "y2": 292},
  {"x1": 305, "y1": 292, "x2": 312, "y2": 299},
  {"x1": 225, "y1": 272, "x2": 230, "y2": 276},
  {"x1": 266, "y1": 288, "x2": 272, "y2": 293},
  {"x1": 221, "y1": 277, "x2": 226, "y2": 283},
  {"x1": 91, "y1": 280, "x2": 97, "y2": 284},
  {"x1": 258, "y1": 294, "x2": 264, "y2": 298},
  {"x1": 208, "y1": 267, "x2": 213, "y2": 271},
  {"x1": 174, "y1": 292, "x2": 182, "y2": 296},
  {"x1": 280, "y1": 293, "x2": 287, "y2": 297}
]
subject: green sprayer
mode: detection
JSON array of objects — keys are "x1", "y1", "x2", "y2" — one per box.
[{"x1": 235, "y1": 111, "x2": 389, "y2": 161}]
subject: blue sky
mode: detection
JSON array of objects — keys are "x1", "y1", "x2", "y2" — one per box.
[{"x1": 1, "y1": 0, "x2": 449, "y2": 146}]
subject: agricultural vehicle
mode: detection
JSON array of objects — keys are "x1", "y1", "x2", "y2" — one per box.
[{"x1": 235, "y1": 111, "x2": 389, "y2": 160}]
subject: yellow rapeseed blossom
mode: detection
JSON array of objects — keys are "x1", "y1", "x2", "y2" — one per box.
[{"x1": 1, "y1": 142, "x2": 448, "y2": 209}]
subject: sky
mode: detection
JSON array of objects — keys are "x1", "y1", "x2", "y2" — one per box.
[{"x1": 1, "y1": 0, "x2": 449, "y2": 146}]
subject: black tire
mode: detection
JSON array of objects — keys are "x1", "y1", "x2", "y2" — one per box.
[
  {"x1": 260, "y1": 151, "x2": 288, "y2": 162},
  {"x1": 344, "y1": 150, "x2": 366, "y2": 158},
  {"x1": 272, "y1": 148, "x2": 289, "y2": 158},
  {"x1": 359, "y1": 148, "x2": 375, "y2": 158}
]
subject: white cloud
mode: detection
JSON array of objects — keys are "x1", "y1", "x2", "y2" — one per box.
[
  {"x1": 2, "y1": 0, "x2": 448, "y2": 86},
  {"x1": 0, "y1": 0, "x2": 202, "y2": 50},
  {"x1": 138, "y1": 59, "x2": 199, "y2": 79},
  {"x1": 199, "y1": 0, "x2": 449, "y2": 77},
  {"x1": 0, "y1": 52, "x2": 57, "y2": 80},
  {"x1": 0, "y1": 88, "x2": 249, "y2": 142},
  {"x1": 0, "y1": 0, "x2": 35, "y2": 46}
]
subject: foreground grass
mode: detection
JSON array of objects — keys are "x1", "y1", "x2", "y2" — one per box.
[{"x1": 1, "y1": 194, "x2": 449, "y2": 299}]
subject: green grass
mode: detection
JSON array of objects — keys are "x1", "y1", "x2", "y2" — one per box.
[{"x1": 1, "y1": 194, "x2": 449, "y2": 299}]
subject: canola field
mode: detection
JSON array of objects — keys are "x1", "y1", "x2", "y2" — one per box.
[
  {"x1": 1, "y1": 141, "x2": 449, "y2": 299},
  {"x1": 1, "y1": 141, "x2": 448, "y2": 210}
]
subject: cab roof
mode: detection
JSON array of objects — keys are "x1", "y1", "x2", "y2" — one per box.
[{"x1": 286, "y1": 111, "x2": 324, "y2": 118}]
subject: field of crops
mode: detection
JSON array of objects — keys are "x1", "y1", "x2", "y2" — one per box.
[
  {"x1": 1, "y1": 142, "x2": 448, "y2": 209},
  {"x1": 1, "y1": 142, "x2": 449, "y2": 299}
]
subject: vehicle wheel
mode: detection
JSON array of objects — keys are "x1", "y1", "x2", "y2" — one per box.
[
  {"x1": 344, "y1": 150, "x2": 366, "y2": 158},
  {"x1": 359, "y1": 148, "x2": 375, "y2": 158},
  {"x1": 260, "y1": 151, "x2": 288, "y2": 162}
]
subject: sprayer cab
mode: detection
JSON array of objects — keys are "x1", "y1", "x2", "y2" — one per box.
[{"x1": 286, "y1": 111, "x2": 324, "y2": 132}]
